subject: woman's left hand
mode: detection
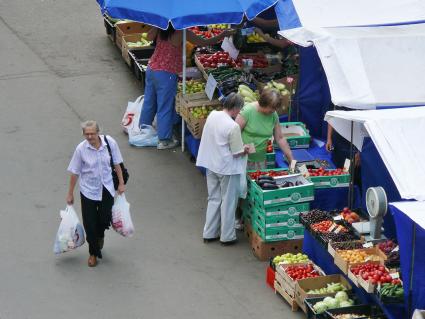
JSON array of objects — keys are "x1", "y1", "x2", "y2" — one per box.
[{"x1": 117, "y1": 183, "x2": 125, "y2": 195}]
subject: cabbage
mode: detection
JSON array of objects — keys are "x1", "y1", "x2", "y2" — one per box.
[
  {"x1": 348, "y1": 299, "x2": 354, "y2": 305},
  {"x1": 338, "y1": 300, "x2": 352, "y2": 308},
  {"x1": 324, "y1": 298, "x2": 339, "y2": 309},
  {"x1": 335, "y1": 291, "x2": 349, "y2": 302},
  {"x1": 313, "y1": 301, "x2": 328, "y2": 314}
]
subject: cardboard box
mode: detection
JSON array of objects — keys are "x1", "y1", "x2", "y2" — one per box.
[
  {"x1": 121, "y1": 33, "x2": 154, "y2": 66},
  {"x1": 295, "y1": 275, "x2": 352, "y2": 313},
  {"x1": 250, "y1": 226, "x2": 303, "y2": 261},
  {"x1": 334, "y1": 248, "x2": 385, "y2": 274},
  {"x1": 115, "y1": 21, "x2": 151, "y2": 49}
]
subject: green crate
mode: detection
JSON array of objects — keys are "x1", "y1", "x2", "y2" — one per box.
[
  {"x1": 252, "y1": 209, "x2": 301, "y2": 228},
  {"x1": 265, "y1": 152, "x2": 276, "y2": 168},
  {"x1": 274, "y1": 122, "x2": 311, "y2": 149},
  {"x1": 253, "y1": 221, "x2": 304, "y2": 242},
  {"x1": 308, "y1": 172, "x2": 350, "y2": 188},
  {"x1": 246, "y1": 167, "x2": 289, "y2": 193},
  {"x1": 253, "y1": 201, "x2": 310, "y2": 217},
  {"x1": 251, "y1": 174, "x2": 314, "y2": 208}
]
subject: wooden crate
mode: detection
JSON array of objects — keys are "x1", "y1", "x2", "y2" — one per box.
[
  {"x1": 194, "y1": 54, "x2": 209, "y2": 80},
  {"x1": 186, "y1": 115, "x2": 207, "y2": 139},
  {"x1": 121, "y1": 33, "x2": 154, "y2": 66},
  {"x1": 115, "y1": 22, "x2": 151, "y2": 50},
  {"x1": 274, "y1": 279, "x2": 299, "y2": 311}
]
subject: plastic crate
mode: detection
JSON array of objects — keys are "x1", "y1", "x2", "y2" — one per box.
[
  {"x1": 250, "y1": 173, "x2": 314, "y2": 208},
  {"x1": 253, "y1": 209, "x2": 301, "y2": 228},
  {"x1": 325, "y1": 305, "x2": 385, "y2": 319},
  {"x1": 253, "y1": 221, "x2": 304, "y2": 242},
  {"x1": 275, "y1": 122, "x2": 311, "y2": 149},
  {"x1": 304, "y1": 295, "x2": 359, "y2": 319},
  {"x1": 308, "y1": 171, "x2": 350, "y2": 189}
]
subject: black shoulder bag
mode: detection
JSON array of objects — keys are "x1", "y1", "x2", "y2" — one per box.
[{"x1": 104, "y1": 136, "x2": 129, "y2": 190}]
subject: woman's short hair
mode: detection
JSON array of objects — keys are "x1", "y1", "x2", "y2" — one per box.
[
  {"x1": 81, "y1": 120, "x2": 100, "y2": 133},
  {"x1": 258, "y1": 88, "x2": 283, "y2": 110},
  {"x1": 223, "y1": 93, "x2": 244, "y2": 111}
]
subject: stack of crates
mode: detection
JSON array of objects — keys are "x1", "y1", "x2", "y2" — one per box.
[{"x1": 243, "y1": 169, "x2": 314, "y2": 242}]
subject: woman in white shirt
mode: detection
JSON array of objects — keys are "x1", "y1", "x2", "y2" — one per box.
[{"x1": 196, "y1": 93, "x2": 249, "y2": 246}]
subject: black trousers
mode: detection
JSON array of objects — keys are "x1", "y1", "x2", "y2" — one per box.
[{"x1": 80, "y1": 187, "x2": 113, "y2": 258}]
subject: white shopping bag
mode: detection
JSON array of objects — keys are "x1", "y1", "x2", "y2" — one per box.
[
  {"x1": 111, "y1": 194, "x2": 135, "y2": 237},
  {"x1": 121, "y1": 95, "x2": 144, "y2": 134},
  {"x1": 128, "y1": 124, "x2": 159, "y2": 147},
  {"x1": 53, "y1": 205, "x2": 85, "y2": 254}
]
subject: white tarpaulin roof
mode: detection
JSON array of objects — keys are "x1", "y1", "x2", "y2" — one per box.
[
  {"x1": 325, "y1": 107, "x2": 425, "y2": 201},
  {"x1": 390, "y1": 202, "x2": 425, "y2": 231},
  {"x1": 279, "y1": 23, "x2": 425, "y2": 109},
  {"x1": 276, "y1": 0, "x2": 425, "y2": 30}
]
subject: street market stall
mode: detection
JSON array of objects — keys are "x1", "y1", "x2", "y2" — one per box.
[{"x1": 96, "y1": 1, "x2": 425, "y2": 318}]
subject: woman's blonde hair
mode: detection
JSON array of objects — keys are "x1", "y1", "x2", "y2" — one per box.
[{"x1": 258, "y1": 88, "x2": 283, "y2": 110}]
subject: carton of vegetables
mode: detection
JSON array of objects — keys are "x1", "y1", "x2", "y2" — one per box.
[
  {"x1": 334, "y1": 248, "x2": 384, "y2": 274},
  {"x1": 295, "y1": 274, "x2": 352, "y2": 313}
]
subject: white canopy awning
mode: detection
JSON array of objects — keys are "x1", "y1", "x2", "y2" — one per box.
[
  {"x1": 390, "y1": 202, "x2": 425, "y2": 231},
  {"x1": 325, "y1": 107, "x2": 425, "y2": 201},
  {"x1": 276, "y1": 0, "x2": 425, "y2": 30},
  {"x1": 278, "y1": 23, "x2": 425, "y2": 109}
]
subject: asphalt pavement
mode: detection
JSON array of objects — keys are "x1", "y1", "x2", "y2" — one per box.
[{"x1": 0, "y1": 1, "x2": 303, "y2": 318}]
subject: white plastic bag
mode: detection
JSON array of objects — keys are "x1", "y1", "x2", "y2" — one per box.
[
  {"x1": 121, "y1": 95, "x2": 144, "y2": 134},
  {"x1": 53, "y1": 205, "x2": 85, "y2": 254},
  {"x1": 128, "y1": 124, "x2": 159, "y2": 147},
  {"x1": 111, "y1": 194, "x2": 135, "y2": 237}
]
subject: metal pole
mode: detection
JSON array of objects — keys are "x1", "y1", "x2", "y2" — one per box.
[
  {"x1": 181, "y1": 29, "x2": 187, "y2": 152},
  {"x1": 408, "y1": 222, "x2": 416, "y2": 319},
  {"x1": 348, "y1": 120, "x2": 354, "y2": 209}
]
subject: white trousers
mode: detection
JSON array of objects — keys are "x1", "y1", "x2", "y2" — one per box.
[{"x1": 203, "y1": 169, "x2": 240, "y2": 242}]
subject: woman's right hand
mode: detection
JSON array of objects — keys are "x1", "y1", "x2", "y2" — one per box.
[{"x1": 66, "y1": 194, "x2": 74, "y2": 205}]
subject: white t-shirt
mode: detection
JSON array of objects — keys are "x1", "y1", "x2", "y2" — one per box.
[{"x1": 196, "y1": 110, "x2": 246, "y2": 175}]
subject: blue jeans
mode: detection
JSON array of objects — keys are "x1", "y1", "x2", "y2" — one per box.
[{"x1": 139, "y1": 67, "x2": 178, "y2": 141}]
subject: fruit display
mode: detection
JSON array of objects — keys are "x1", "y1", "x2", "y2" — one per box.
[
  {"x1": 273, "y1": 253, "x2": 309, "y2": 265},
  {"x1": 384, "y1": 250, "x2": 400, "y2": 268},
  {"x1": 126, "y1": 32, "x2": 152, "y2": 47},
  {"x1": 208, "y1": 24, "x2": 229, "y2": 30},
  {"x1": 311, "y1": 221, "x2": 349, "y2": 234},
  {"x1": 266, "y1": 140, "x2": 273, "y2": 153},
  {"x1": 340, "y1": 207, "x2": 361, "y2": 224},
  {"x1": 324, "y1": 232, "x2": 359, "y2": 243},
  {"x1": 247, "y1": 169, "x2": 288, "y2": 180},
  {"x1": 308, "y1": 282, "x2": 348, "y2": 294},
  {"x1": 300, "y1": 209, "x2": 332, "y2": 225},
  {"x1": 312, "y1": 292, "x2": 355, "y2": 314},
  {"x1": 338, "y1": 250, "x2": 381, "y2": 264},
  {"x1": 190, "y1": 26, "x2": 224, "y2": 38},
  {"x1": 238, "y1": 84, "x2": 259, "y2": 103},
  {"x1": 377, "y1": 240, "x2": 397, "y2": 255},
  {"x1": 177, "y1": 80, "x2": 206, "y2": 94},
  {"x1": 236, "y1": 54, "x2": 269, "y2": 69},
  {"x1": 285, "y1": 264, "x2": 321, "y2": 281},
  {"x1": 189, "y1": 106, "x2": 216, "y2": 119},
  {"x1": 263, "y1": 80, "x2": 290, "y2": 96},
  {"x1": 247, "y1": 31, "x2": 266, "y2": 43},
  {"x1": 350, "y1": 263, "x2": 394, "y2": 285},
  {"x1": 378, "y1": 282, "x2": 404, "y2": 299},
  {"x1": 308, "y1": 168, "x2": 347, "y2": 176},
  {"x1": 331, "y1": 241, "x2": 364, "y2": 251},
  {"x1": 197, "y1": 51, "x2": 237, "y2": 69}
]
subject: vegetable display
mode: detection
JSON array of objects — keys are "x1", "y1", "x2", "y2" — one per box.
[
  {"x1": 248, "y1": 169, "x2": 288, "y2": 180},
  {"x1": 308, "y1": 282, "x2": 348, "y2": 294},
  {"x1": 379, "y1": 282, "x2": 404, "y2": 298},
  {"x1": 238, "y1": 84, "x2": 259, "y2": 103},
  {"x1": 312, "y1": 292, "x2": 354, "y2": 314},
  {"x1": 285, "y1": 264, "x2": 321, "y2": 280},
  {"x1": 350, "y1": 263, "x2": 393, "y2": 285},
  {"x1": 263, "y1": 80, "x2": 290, "y2": 97},
  {"x1": 126, "y1": 33, "x2": 152, "y2": 47},
  {"x1": 308, "y1": 168, "x2": 346, "y2": 177}
]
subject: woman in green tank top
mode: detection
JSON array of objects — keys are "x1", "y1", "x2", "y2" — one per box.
[{"x1": 236, "y1": 89, "x2": 294, "y2": 170}]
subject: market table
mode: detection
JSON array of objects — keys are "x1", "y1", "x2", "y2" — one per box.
[
  {"x1": 389, "y1": 203, "x2": 425, "y2": 316},
  {"x1": 302, "y1": 230, "x2": 407, "y2": 319}
]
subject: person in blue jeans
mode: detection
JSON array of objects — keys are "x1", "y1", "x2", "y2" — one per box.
[{"x1": 139, "y1": 24, "x2": 234, "y2": 149}]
